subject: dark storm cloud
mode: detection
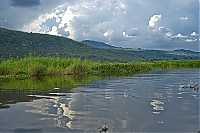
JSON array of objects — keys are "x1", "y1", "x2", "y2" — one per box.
[{"x1": 10, "y1": 0, "x2": 41, "y2": 7}]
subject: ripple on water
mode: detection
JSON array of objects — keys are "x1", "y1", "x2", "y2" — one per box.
[
  {"x1": 66, "y1": 118, "x2": 100, "y2": 131},
  {"x1": 150, "y1": 93, "x2": 163, "y2": 99},
  {"x1": 150, "y1": 100, "x2": 164, "y2": 115},
  {"x1": 130, "y1": 90, "x2": 141, "y2": 100},
  {"x1": 191, "y1": 94, "x2": 199, "y2": 99},
  {"x1": 176, "y1": 89, "x2": 191, "y2": 99},
  {"x1": 181, "y1": 106, "x2": 189, "y2": 111}
]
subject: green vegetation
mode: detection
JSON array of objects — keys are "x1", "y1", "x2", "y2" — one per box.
[
  {"x1": 82, "y1": 40, "x2": 200, "y2": 61},
  {"x1": 0, "y1": 27, "x2": 145, "y2": 63},
  {"x1": 0, "y1": 57, "x2": 199, "y2": 78},
  {"x1": 0, "y1": 57, "x2": 95, "y2": 77},
  {"x1": 98, "y1": 123, "x2": 109, "y2": 133},
  {"x1": 152, "y1": 60, "x2": 200, "y2": 69},
  {"x1": 1, "y1": 27, "x2": 199, "y2": 63},
  {"x1": 0, "y1": 75, "x2": 101, "y2": 110}
]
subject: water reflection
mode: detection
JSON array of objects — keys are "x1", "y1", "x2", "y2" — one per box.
[
  {"x1": 25, "y1": 92, "x2": 104, "y2": 131},
  {"x1": 0, "y1": 69, "x2": 199, "y2": 132},
  {"x1": 14, "y1": 128, "x2": 42, "y2": 133},
  {"x1": 0, "y1": 75, "x2": 101, "y2": 109},
  {"x1": 150, "y1": 99, "x2": 164, "y2": 115},
  {"x1": 0, "y1": 89, "x2": 42, "y2": 109},
  {"x1": 0, "y1": 75, "x2": 101, "y2": 93}
]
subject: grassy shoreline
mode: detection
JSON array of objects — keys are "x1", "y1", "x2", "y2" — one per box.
[{"x1": 0, "y1": 57, "x2": 200, "y2": 78}]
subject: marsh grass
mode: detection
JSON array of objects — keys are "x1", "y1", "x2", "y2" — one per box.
[
  {"x1": 0, "y1": 57, "x2": 94, "y2": 77},
  {"x1": 0, "y1": 57, "x2": 199, "y2": 78},
  {"x1": 93, "y1": 62, "x2": 152, "y2": 76},
  {"x1": 152, "y1": 60, "x2": 200, "y2": 69}
]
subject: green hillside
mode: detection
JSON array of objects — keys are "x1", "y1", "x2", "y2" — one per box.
[
  {"x1": 82, "y1": 40, "x2": 200, "y2": 61},
  {"x1": 0, "y1": 27, "x2": 145, "y2": 62}
]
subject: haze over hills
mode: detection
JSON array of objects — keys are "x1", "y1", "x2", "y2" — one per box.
[
  {"x1": 0, "y1": 27, "x2": 199, "y2": 63},
  {"x1": 82, "y1": 40, "x2": 200, "y2": 61}
]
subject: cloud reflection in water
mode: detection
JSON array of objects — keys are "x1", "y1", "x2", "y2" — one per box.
[{"x1": 150, "y1": 99, "x2": 164, "y2": 115}]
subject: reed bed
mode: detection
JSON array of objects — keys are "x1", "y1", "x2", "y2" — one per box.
[
  {"x1": 0, "y1": 57, "x2": 94, "y2": 76},
  {"x1": 0, "y1": 57, "x2": 199, "y2": 78}
]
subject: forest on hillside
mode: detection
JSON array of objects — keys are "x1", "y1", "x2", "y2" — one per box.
[
  {"x1": 0, "y1": 27, "x2": 145, "y2": 63},
  {"x1": 0, "y1": 27, "x2": 199, "y2": 63}
]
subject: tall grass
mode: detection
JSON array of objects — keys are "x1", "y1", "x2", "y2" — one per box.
[
  {"x1": 0, "y1": 57, "x2": 199, "y2": 78},
  {"x1": 0, "y1": 57, "x2": 94, "y2": 76},
  {"x1": 152, "y1": 60, "x2": 200, "y2": 69},
  {"x1": 93, "y1": 62, "x2": 152, "y2": 76}
]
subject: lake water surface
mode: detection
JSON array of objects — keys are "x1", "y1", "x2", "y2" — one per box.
[{"x1": 0, "y1": 69, "x2": 199, "y2": 132}]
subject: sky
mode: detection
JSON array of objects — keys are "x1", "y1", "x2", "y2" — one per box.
[{"x1": 0, "y1": 0, "x2": 199, "y2": 51}]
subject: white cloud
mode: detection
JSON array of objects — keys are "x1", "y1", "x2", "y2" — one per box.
[
  {"x1": 0, "y1": 0, "x2": 199, "y2": 51},
  {"x1": 191, "y1": 32, "x2": 198, "y2": 36},
  {"x1": 148, "y1": 14, "x2": 162, "y2": 27},
  {"x1": 180, "y1": 17, "x2": 188, "y2": 20},
  {"x1": 173, "y1": 33, "x2": 186, "y2": 38},
  {"x1": 165, "y1": 32, "x2": 173, "y2": 38},
  {"x1": 48, "y1": 26, "x2": 58, "y2": 35},
  {"x1": 23, "y1": 3, "x2": 72, "y2": 37},
  {"x1": 186, "y1": 38, "x2": 197, "y2": 42},
  {"x1": 103, "y1": 30, "x2": 113, "y2": 37}
]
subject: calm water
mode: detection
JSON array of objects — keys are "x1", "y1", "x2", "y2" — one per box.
[{"x1": 0, "y1": 69, "x2": 199, "y2": 132}]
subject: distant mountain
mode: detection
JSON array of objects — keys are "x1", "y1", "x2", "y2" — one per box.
[
  {"x1": 0, "y1": 27, "x2": 199, "y2": 63},
  {"x1": 0, "y1": 27, "x2": 145, "y2": 63},
  {"x1": 81, "y1": 40, "x2": 117, "y2": 49},
  {"x1": 81, "y1": 40, "x2": 200, "y2": 61},
  {"x1": 173, "y1": 49, "x2": 199, "y2": 54}
]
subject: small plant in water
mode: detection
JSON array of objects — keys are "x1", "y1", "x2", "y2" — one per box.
[
  {"x1": 15, "y1": 71, "x2": 29, "y2": 80},
  {"x1": 98, "y1": 123, "x2": 109, "y2": 133}
]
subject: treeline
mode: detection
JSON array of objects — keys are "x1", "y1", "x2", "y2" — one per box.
[{"x1": 0, "y1": 57, "x2": 199, "y2": 78}]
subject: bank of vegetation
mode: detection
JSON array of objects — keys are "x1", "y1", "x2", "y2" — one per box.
[{"x1": 0, "y1": 57, "x2": 199, "y2": 78}]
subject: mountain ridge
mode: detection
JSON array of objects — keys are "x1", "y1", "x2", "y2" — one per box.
[
  {"x1": 81, "y1": 40, "x2": 199, "y2": 61},
  {"x1": 81, "y1": 40, "x2": 118, "y2": 49},
  {"x1": 0, "y1": 27, "x2": 145, "y2": 63},
  {"x1": 0, "y1": 27, "x2": 199, "y2": 63}
]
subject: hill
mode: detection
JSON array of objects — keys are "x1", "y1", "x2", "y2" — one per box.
[
  {"x1": 81, "y1": 40, "x2": 200, "y2": 61},
  {"x1": 0, "y1": 27, "x2": 145, "y2": 63},
  {"x1": 81, "y1": 40, "x2": 117, "y2": 49}
]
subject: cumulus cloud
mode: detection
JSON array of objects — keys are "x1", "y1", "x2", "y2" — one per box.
[
  {"x1": 0, "y1": 0, "x2": 69, "y2": 30},
  {"x1": 48, "y1": 26, "x2": 58, "y2": 35},
  {"x1": 191, "y1": 32, "x2": 198, "y2": 36},
  {"x1": 103, "y1": 30, "x2": 113, "y2": 37},
  {"x1": 0, "y1": 0, "x2": 199, "y2": 51},
  {"x1": 173, "y1": 33, "x2": 186, "y2": 38},
  {"x1": 23, "y1": 3, "x2": 71, "y2": 35},
  {"x1": 148, "y1": 14, "x2": 162, "y2": 27}
]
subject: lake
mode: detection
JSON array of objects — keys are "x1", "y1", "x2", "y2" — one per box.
[{"x1": 0, "y1": 69, "x2": 199, "y2": 132}]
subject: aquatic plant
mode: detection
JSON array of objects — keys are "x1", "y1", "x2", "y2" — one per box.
[
  {"x1": 0, "y1": 57, "x2": 94, "y2": 77},
  {"x1": 98, "y1": 123, "x2": 109, "y2": 133},
  {"x1": 0, "y1": 57, "x2": 199, "y2": 78}
]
